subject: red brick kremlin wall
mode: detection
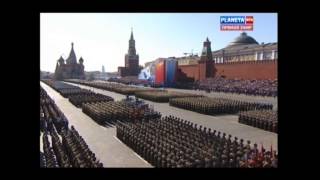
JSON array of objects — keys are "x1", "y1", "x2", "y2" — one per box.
[
  {"x1": 178, "y1": 64, "x2": 199, "y2": 81},
  {"x1": 178, "y1": 60, "x2": 277, "y2": 81}
]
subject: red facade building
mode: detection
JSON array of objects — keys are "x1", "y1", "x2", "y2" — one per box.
[{"x1": 176, "y1": 33, "x2": 277, "y2": 81}]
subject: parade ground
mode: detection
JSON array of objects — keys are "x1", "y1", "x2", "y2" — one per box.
[{"x1": 40, "y1": 81, "x2": 277, "y2": 167}]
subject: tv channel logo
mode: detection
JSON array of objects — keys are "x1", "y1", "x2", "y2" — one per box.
[{"x1": 220, "y1": 16, "x2": 254, "y2": 31}]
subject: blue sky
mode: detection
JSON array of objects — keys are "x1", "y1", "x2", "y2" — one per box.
[{"x1": 41, "y1": 13, "x2": 277, "y2": 72}]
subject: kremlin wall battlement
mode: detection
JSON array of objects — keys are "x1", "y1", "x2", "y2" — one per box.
[{"x1": 179, "y1": 60, "x2": 277, "y2": 81}]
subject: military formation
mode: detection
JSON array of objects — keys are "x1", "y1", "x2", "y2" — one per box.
[
  {"x1": 239, "y1": 110, "x2": 278, "y2": 133},
  {"x1": 42, "y1": 131, "x2": 59, "y2": 168},
  {"x1": 40, "y1": 87, "x2": 68, "y2": 134},
  {"x1": 42, "y1": 79, "x2": 80, "y2": 92},
  {"x1": 60, "y1": 126, "x2": 103, "y2": 167},
  {"x1": 108, "y1": 76, "x2": 149, "y2": 86},
  {"x1": 135, "y1": 90, "x2": 202, "y2": 103},
  {"x1": 68, "y1": 93, "x2": 114, "y2": 107},
  {"x1": 42, "y1": 79, "x2": 114, "y2": 107},
  {"x1": 82, "y1": 100, "x2": 161, "y2": 125},
  {"x1": 40, "y1": 86, "x2": 103, "y2": 168},
  {"x1": 42, "y1": 126, "x2": 103, "y2": 168},
  {"x1": 58, "y1": 88, "x2": 91, "y2": 98},
  {"x1": 169, "y1": 97, "x2": 273, "y2": 115},
  {"x1": 66, "y1": 77, "x2": 277, "y2": 97},
  {"x1": 197, "y1": 77, "x2": 277, "y2": 97},
  {"x1": 40, "y1": 152, "x2": 46, "y2": 168},
  {"x1": 41, "y1": 79, "x2": 277, "y2": 168},
  {"x1": 116, "y1": 115, "x2": 278, "y2": 168},
  {"x1": 66, "y1": 79, "x2": 201, "y2": 102},
  {"x1": 65, "y1": 79, "x2": 148, "y2": 95}
]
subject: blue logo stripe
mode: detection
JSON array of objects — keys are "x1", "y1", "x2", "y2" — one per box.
[{"x1": 220, "y1": 16, "x2": 246, "y2": 24}]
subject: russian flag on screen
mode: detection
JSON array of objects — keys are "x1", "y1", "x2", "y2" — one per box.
[{"x1": 246, "y1": 16, "x2": 254, "y2": 24}]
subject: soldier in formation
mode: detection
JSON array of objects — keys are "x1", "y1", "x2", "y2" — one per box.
[
  {"x1": 82, "y1": 101, "x2": 161, "y2": 125},
  {"x1": 169, "y1": 97, "x2": 273, "y2": 115},
  {"x1": 239, "y1": 110, "x2": 278, "y2": 133},
  {"x1": 60, "y1": 126, "x2": 103, "y2": 168},
  {"x1": 68, "y1": 93, "x2": 114, "y2": 107},
  {"x1": 40, "y1": 87, "x2": 103, "y2": 168},
  {"x1": 116, "y1": 115, "x2": 277, "y2": 168}
]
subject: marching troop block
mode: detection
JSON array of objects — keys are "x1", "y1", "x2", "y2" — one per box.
[
  {"x1": 42, "y1": 132, "x2": 59, "y2": 168},
  {"x1": 42, "y1": 79, "x2": 114, "y2": 107},
  {"x1": 40, "y1": 86, "x2": 103, "y2": 168},
  {"x1": 65, "y1": 79, "x2": 155, "y2": 95},
  {"x1": 169, "y1": 97, "x2": 273, "y2": 115},
  {"x1": 42, "y1": 79, "x2": 80, "y2": 92},
  {"x1": 68, "y1": 93, "x2": 114, "y2": 107},
  {"x1": 82, "y1": 101, "x2": 161, "y2": 125},
  {"x1": 108, "y1": 76, "x2": 149, "y2": 86},
  {"x1": 40, "y1": 87, "x2": 69, "y2": 134},
  {"x1": 40, "y1": 152, "x2": 46, "y2": 168},
  {"x1": 239, "y1": 110, "x2": 278, "y2": 133},
  {"x1": 135, "y1": 90, "x2": 202, "y2": 103},
  {"x1": 64, "y1": 79, "x2": 201, "y2": 103},
  {"x1": 116, "y1": 115, "x2": 278, "y2": 168}
]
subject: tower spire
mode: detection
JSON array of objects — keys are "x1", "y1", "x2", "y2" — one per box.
[
  {"x1": 130, "y1": 28, "x2": 134, "y2": 40},
  {"x1": 128, "y1": 28, "x2": 136, "y2": 55},
  {"x1": 67, "y1": 42, "x2": 77, "y2": 64}
]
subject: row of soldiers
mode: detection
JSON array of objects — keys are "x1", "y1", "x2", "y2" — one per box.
[
  {"x1": 85, "y1": 81, "x2": 154, "y2": 96},
  {"x1": 65, "y1": 79, "x2": 202, "y2": 103},
  {"x1": 82, "y1": 101, "x2": 161, "y2": 125},
  {"x1": 49, "y1": 127, "x2": 72, "y2": 167},
  {"x1": 42, "y1": 79, "x2": 80, "y2": 92},
  {"x1": 65, "y1": 79, "x2": 132, "y2": 95},
  {"x1": 44, "y1": 80, "x2": 160, "y2": 126},
  {"x1": 58, "y1": 88, "x2": 93, "y2": 98},
  {"x1": 108, "y1": 76, "x2": 149, "y2": 86},
  {"x1": 40, "y1": 86, "x2": 103, "y2": 168},
  {"x1": 135, "y1": 90, "x2": 202, "y2": 103},
  {"x1": 42, "y1": 79, "x2": 95, "y2": 99},
  {"x1": 135, "y1": 90, "x2": 173, "y2": 102},
  {"x1": 68, "y1": 93, "x2": 114, "y2": 107},
  {"x1": 40, "y1": 152, "x2": 46, "y2": 168},
  {"x1": 60, "y1": 126, "x2": 103, "y2": 167},
  {"x1": 45, "y1": 79, "x2": 116, "y2": 108},
  {"x1": 65, "y1": 79, "x2": 200, "y2": 102},
  {"x1": 239, "y1": 110, "x2": 278, "y2": 133},
  {"x1": 40, "y1": 87, "x2": 68, "y2": 134},
  {"x1": 169, "y1": 97, "x2": 273, "y2": 115},
  {"x1": 116, "y1": 115, "x2": 277, "y2": 168},
  {"x1": 114, "y1": 86, "x2": 154, "y2": 96},
  {"x1": 42, "y1": 132, "x2": 59, "y2": 167},
  {"x1": 42, "y1": 126, "x2": 103, "y2": 168}
]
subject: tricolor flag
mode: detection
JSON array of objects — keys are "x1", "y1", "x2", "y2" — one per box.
[{"x1": 246, "y1": 16, "x2": 254, "y2": 24}]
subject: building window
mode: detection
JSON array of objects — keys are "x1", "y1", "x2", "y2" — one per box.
[{"x1": 260, "y1": 52, "x2": 263, "y2": 60}]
